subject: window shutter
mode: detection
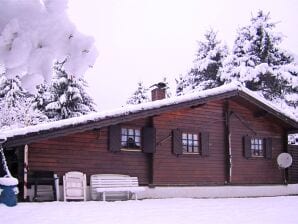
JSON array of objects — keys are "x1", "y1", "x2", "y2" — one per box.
[
  {"x1": 109, "y1": 125, "x2": 121, "y2": 152},
  {"x1": 201, "y1": 132, "x2": 209, "y2": 156},
  {"x1": 172, "y1": 129, "x2": 182, "y2": 155},
  {"x1": 244, "y1": 136, "x2": 252, "y2": 158},
  {"x1": 142, "y1": 127, "x2": 156, "y2": 153},
  {"x1": 265, "y1": 138, "x2": 272, "y2": 159}
]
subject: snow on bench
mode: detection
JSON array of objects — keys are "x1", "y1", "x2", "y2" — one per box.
[{"x1": 90, "y1": 174, "x2": 145, "y2": 201}]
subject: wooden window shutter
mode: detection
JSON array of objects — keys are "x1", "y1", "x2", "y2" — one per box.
[
  {"x1": 142, "y1": 127, "x2": 156, "y2": 153},
  {"x1": 244, "y1": 136, "x2": 252, "y2": 158},
  {"x1": 172, "y1": 129, "x2": 182, "y2": 155},
  {"x1": 200, "y1": 132, "x2": 209, "y2": 156},
  {"x1": 265, "y1": 138, "x2": 272, "y2": 159},
  {"x1": 109, "y1": 125, "x2": 121, "y2": 152}
]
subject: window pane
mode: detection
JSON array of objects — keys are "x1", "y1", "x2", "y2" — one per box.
[
  {"x1": 182, "y1": 133, "x2": 187, "y2": 139},
  {"x1": 193, "y1": 140, "x2": 198, "y2": 146},
  {"x1": 122, "y1": 128, "x2": 127, "y2": 135},
  {"x1": 135, "y1": 136, "x2": 140, "y2": 144},
  {"x1": 193, "y1": 134, "x2": 198, "y2": 140},
  {"x1": 182, "y1": 139, "x2": 187, "y2": 146},
  {"x1": 121, "y1": 136, "x2": 127, "y2": 142},
  {"x1": 187, "y1": 145, "x2": 191, "y2": 152},
  {"x1": 193, "y1": 146, "x2": 199, "y2": 153},
  {"x1": 259, "y1": 139, "x2": 262, "y2": 144},
  {"x1": 128, "y1": 129, "x2": 134, "y2": 135},
  {"x1": 188, "y1": 133, "x2": 193, "y2": 140},
  {"x1": 135, "y1": 129, "x2": 140, "y2": 136}
]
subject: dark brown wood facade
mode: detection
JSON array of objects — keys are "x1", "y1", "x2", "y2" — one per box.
[
  {"x1": 229, "y1": 100, "x2": 284, "y2": 184},
  {"x1": 23, "y1": 97, "x2": 291, "y2": 188},
  {"x1": 288, "y1": 145, "x2": 298, "y2": 184},
  {"x1": 28, "y1": 118, "x2": 152, "y2": 185}
]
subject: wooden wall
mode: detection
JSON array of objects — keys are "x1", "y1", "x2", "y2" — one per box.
[
  {"x1": 229, "y1": 100, "x2": 284, "y2": 184},
  {"x1": 28, "y1": 98, "x2": 287, "y2": 186},
  {"x1": 28, "y1": 118, "x2": 151, "y2": 185},
  {"x1": 288, "y1": 145, "x2": 298, "y2": 183},
  {"x1": 152, "y1": 100, "x2": 226, "y2": 185}
]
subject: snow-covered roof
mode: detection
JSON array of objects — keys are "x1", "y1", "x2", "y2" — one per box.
[{"x1": 1, "y1": 83, "x2": 298, "y2": 143}]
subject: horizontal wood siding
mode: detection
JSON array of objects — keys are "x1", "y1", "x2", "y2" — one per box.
[
  {"x1": 288, "y1": 145, "x2": 298, "y2": 183},
  {"x1": 229, "y1": 100, "x2": 284, "y2": 184},
  {"x1": 152, "y1": 100, "x2": 226, "y2": 185},
  {"x1": 28, "y1": 118, "x2": 151, "y2": 185},
  {"x1": 27, "y1": 98, "x2": 288, "y2": 187}
]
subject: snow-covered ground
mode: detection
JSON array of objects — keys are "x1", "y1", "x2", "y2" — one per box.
[{"x1": 1, "y1": 196, "x2": 298, "y2": 224}]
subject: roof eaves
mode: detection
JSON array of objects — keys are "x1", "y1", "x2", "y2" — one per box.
[
  {"x1": 3, "y1": 89, "x2": 239, "y2": 147},
  {"x1": 237, "y1": 90, "x2": 298, "y2": 128}
]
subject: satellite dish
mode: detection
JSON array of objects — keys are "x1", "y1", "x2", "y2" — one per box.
[{"x1": 277, "y1": 153, "x2": 293, "y2": 168}]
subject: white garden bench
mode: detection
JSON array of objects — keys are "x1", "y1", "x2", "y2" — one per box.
[{"x1": 90, "y1": 174, "x2": 145, "y2": 201}]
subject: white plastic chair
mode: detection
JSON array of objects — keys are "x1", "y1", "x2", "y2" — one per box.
[{"x1": 63, "y1": 171, "x2": 86, "y2": 201}]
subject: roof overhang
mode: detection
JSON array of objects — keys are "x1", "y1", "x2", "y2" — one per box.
[{"x1": 2, "y1": 84, "x2": 298, "y2": 148}]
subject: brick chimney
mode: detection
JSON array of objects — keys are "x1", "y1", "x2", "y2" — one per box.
[{"x1": 151, "y1": 82, "x2": 166, "y2": 101}]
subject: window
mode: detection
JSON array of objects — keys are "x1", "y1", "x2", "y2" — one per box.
[
  {"x1": 121, "y1": 128, "x2": 141, "y2": 149},
  {"x1": 250, "y1": 137, "x2": 264, "y2": 157},
  {"x1": 182, "y1": 132, "x2": 199, "y2": 154}
]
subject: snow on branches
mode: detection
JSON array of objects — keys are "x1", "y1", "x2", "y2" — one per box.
[
  {"x1": 31, "y1": 61, "x2": 97, "y2": 121},
  {"x1": 176, "y1": 29, "x2": 228, "y2": 96},
  {"x1": 219, "y1": 10, "x2": 298, "y2": 102},
  {"x1": 0, "y1": 0, "x2": 98, "y2": 92},
  {"x1": 126, "y1": 82, "x2": 150, "y2": 105}
]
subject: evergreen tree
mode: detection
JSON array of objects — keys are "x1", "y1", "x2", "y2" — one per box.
[
  {"x1": 31, "y1": 82, "x2": 52, "y2": 115},
  {"x1": 43, "y1": 62, "x2": 96, "y2": 120},
  {"x1": 127, "y1": 82, "x2": 150, "y2": 105},
  {"x1": 220, "y1": 11, "x2": 298, "y2": 103},
  {"x1": 0, "y1": 75, "x2": 25, "y2": 128},
  {"x1": 176, "y1": 29, "x2": 228, "y2": 95},
  {"x1": 0, "y1": 75, "x2": 46, "y2": 129}
]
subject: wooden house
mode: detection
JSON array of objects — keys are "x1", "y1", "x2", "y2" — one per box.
[{"x1": 1, "y1": 83, "x2": 298, "y2": 200}]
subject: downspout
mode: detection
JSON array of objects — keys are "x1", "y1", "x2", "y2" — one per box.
[{"x1": 224, "y1": 100, "x2": 232, "y2": 184}]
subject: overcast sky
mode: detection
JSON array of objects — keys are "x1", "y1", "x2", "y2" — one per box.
[{"x1": 67, "y1": 0, "x2": 298, "y2": 110}]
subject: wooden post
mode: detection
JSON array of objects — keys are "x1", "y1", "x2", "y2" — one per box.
[
  {"x1": 224, "y1": 100, "x2": 232, "y2": 184},
  {"x1": 148, "y1": 117, "x2": 155, "y2": 187},
  {"x1": 23, "y1": 145, "x2": 29, "y2": 201},
  {"x1": 17, "y1": 146, "x2": 25, "y2": 201}
]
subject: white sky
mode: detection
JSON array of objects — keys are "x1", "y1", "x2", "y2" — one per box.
[{"x1": 67, "y1": 0, "x2": 298, "y2": 110}]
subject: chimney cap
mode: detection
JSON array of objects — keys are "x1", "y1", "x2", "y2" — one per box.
[{"x1": 150, "y1": 82, "x2": 167, "y2": 89}]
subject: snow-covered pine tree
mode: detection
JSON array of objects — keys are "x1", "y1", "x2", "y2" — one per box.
[
  {"x1": 0, "y1": 75, "x2": 26, "y2": 128},
  {"x1": 44, "y1": 61, "x2": 96, "y2": 120},
  {"x1": 220, "y1": 10, "x2": 298, "y2": 103},
  {"x1": 31, "y1": 82, "x2": 51, "y2": 115},
  {"x1": 176, "y1": 29, "x2": 228, "y2": 95},
  {"x1": 76, "y1": 78, "x2": 97, "y2": 113},
  {"x1": 126, "y1": 82, "x2": 150, "y2": 105},
  {"x1": 0, "y1": 74, "x2": 39, "y2": 129}
]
